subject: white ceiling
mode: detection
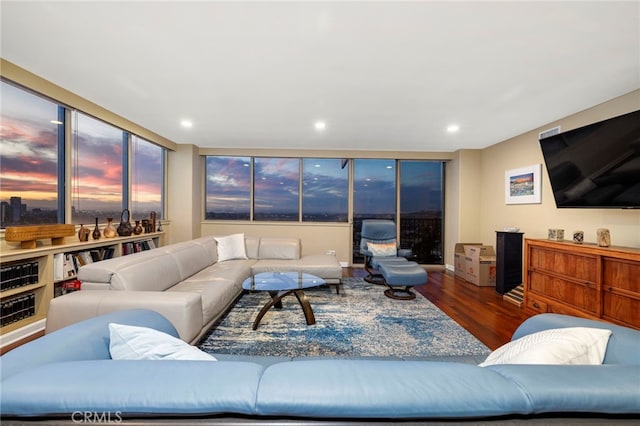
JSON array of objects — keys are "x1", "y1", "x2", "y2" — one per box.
[{"x1": 1, "y1": 1, "x2": 639, "y2": 152}]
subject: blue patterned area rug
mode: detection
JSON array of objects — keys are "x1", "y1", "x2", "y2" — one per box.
[{"x1": 198, "y1": 277, "x2": 490, "y2": 358}]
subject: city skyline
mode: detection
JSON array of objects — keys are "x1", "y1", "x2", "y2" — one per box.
[{"x1": 1, "y1": 80, "x2": 163, "y2": 222}]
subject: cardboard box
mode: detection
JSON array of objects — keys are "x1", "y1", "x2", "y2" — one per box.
[
  {"x1": 464, "y1": 245, "x2": 497, "y2": 287},
  {"x1": 454, "y1": 243, "x2": 481, "y2": 281}
]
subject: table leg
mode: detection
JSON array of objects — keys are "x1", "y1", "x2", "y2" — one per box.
[
  {"x1": 293, "y1": 290, "x2": 316, "y2": 326},
  {"x1": 252, "y1": 289, "x2": 316, "y2": 330}
]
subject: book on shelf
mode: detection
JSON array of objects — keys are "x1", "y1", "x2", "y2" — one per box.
[
  {"x1": 0, "y1": 292, "x2": 36, "y2": 327},
  {"x1": 1, "y1": 260, "x2": 39, "y2": 292},
  {"x1": 53, "y1": 253, "x2": 64, "y2": 282},
  {"x1": 122, "y1": 240, "x2": 154, "y2": 255}
]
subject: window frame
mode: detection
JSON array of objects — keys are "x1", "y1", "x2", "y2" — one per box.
[{"x1": 0, "y1": 80, "x2": 167, "y2": 228}]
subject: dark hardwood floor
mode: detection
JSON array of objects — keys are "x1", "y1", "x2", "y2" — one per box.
[{"x1": 345, "y1": 267, "x2": 532, "y2": 350}]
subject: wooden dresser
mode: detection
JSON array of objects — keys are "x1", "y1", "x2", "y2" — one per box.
[{"x1": 524, "y1": 238, "x2": 640, "y2": 329}]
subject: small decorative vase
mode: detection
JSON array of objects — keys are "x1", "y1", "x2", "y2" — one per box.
[
  {"x1": 572, "y1": 230, "x2": 584, "y2": 244},
  {"x1": 133, "y1": 220, "x2": 143, "y2": 235},
  {"x1": 157, "y1": 221, "x2": 163, "y2": 232},
  {"x1": 116, "y1": 208, "x2": 133, "y2": 237},
  {"x1": 92, "y1": 217, "x2": 101, "y2": 240},
  {"x1": 597, "y1": 228, "x2": 611, "y2": 247},
  {"x1": 103, "y1": 217, "x2": 117, "y2": 238},
  {"x1": 150, "y1": 211, "x2": 156, "y2": 233},
  {"x1": 78, "y1": 224, "x2": 90, "y2": 242},
  {"x1": 142, "y1": 219, "x2": 150, "y2": 233}
]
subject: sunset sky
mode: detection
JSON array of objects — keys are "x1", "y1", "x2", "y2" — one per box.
[{"x1": 1, "y1": 81, "x2": 162, "y2": 214}]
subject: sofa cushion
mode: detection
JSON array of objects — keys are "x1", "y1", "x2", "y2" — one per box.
[
  {"x1": 45, "y1": 291, "x2": 204, "y2": 343},
  {"x1": 479, "y1": 327, "x2": 612, "y2": 367},
  {"x1": 0, "y1": 360, "x2": 264, "y2": 416},
  {"x1": 258, "y1": 237, "x2": 300, "y2": 260},
  {"x1": 169, "y1": 278, "x2": 242, "y2": 325},
  {"x1": 251, "y1": 255, "x2": 342, "y2": 281},
  {"x1": 511, "y1": 313, "x2": 640, "y2": 365},
  {"x1": 109, "y1": 323, "x2": 216, "y2": 361},
  {"x1": 487, "y1": 364, "x2": 640, "y2": 414},
  {"x1": 161, "y1": 241, "x2": 215, "y2": 280},
  {"x1": 256, "y1": 360, "x2": 531, "y2": 418},
  {"x1": 215, "y1": 233, "x2": 248, "y2": 261},
  {"x1": 2, "y1": 309, "x2": 176, "y2": 382},
  {"x1": 245, "y1": 236, "x2": 261, "y2": 259},
  {"x1": 110, "y1": 253, "x2": 181, "y2": 291},
  {"x1": 76, "y1": 249, "x2": 161, "y2": 285},
  {"x1": 191, "y1": 235, "x2": 218, "y2": 263},
  {"x1": 197, "y1": 259, "x2": 255, "y2": 286}
]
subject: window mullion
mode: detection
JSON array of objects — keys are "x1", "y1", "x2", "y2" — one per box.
[{"x1": 122, "y1": 132, "x2": 130, "y2": 210}]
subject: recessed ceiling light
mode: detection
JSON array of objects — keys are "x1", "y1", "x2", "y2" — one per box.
[
  {"x1": 447, "y1": 124, "x2": 460, "y2": 133},
  {"x1": 314, "y1": 121, "x2": 327, "y2": 131},
  {"x1": 181, "y1": 120, "x2": 193, "y2": 128}
]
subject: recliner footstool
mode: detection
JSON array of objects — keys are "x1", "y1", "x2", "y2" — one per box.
[{"x1": 377, "y1": 260, "x2": 427, "y2": 300}]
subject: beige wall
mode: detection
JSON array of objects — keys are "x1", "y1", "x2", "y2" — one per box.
[
  {"x1": 201, "y1": 222, "x2": 352, "y2": 265},
  {"x1": 476, "y1": 90, "x2": 640, "y2": 259},
  {"x1": 166, "y1": 145, "x2": 203, "y2": 244}
]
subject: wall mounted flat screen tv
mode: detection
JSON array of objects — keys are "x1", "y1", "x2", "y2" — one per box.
[{"x1": 539, "y1": 109, "x2": 640, "y2": 209}]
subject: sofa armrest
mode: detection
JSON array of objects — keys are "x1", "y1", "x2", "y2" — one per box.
[{"x1": 46, "y1": 291, "x2": 204, "y2": 343}]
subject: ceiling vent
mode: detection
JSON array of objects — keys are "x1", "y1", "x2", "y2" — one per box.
[{"x1": 539, "y1": 126, "x2": 561, "y2": 140}]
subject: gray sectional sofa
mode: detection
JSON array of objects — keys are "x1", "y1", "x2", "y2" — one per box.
[
  {"x1": 46, "y1": 234, "x2": 342, "y2": 343},
  {"x1": 1, "y1": 310, "x2": 638, "y2": 423}
]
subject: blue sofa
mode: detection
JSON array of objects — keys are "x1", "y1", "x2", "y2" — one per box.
[{"x1": 1, "y1": 309, "x2": 638, "y2": 423}]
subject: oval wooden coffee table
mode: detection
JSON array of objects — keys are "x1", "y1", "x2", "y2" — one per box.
[{"x1": 241, "y1": 272, "x2": 326, "y2": 330}]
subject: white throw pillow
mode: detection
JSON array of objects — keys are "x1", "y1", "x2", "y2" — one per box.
[
  {"x1": 215, "y1": 233, "x2": 248, "y2": 262},
  {"x1": 368, "y1": 241, "x2": 397, "y2": 257},
  {"x1": 479, "y1": 327, "x2": 611, "y2": 367},
  {"x1": 109, "y1": 323, "x2": 217, "y2": 361}
]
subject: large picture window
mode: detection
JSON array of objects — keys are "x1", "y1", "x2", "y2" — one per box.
[
  {"x1": 205, "y1": 156, "x2": 251, "y2": 220},
  {"x1": 254, "y1": 157, "x2": 299, "y2": 221},
  {"x1": 131, "y1": 135, "x2": 164, "y2": 220},
  {"x1": 71, "y1": 111, "x2": 124, "y2": 224},
  {"x1": 203, "y1": 156, "x2": 445, "y2": 265},
  {"x1": 302, "y1": 158, "x2": 348, "y2": 222},
  {"x1": 399, "y1": 160, "x2": 444, "y2": 264},
  {"x1": 352, "y1": 159, "x2": 396, "y2": 264},
  {"x1": 0, "y1": 80, "x2": 62, "y2": 227}
]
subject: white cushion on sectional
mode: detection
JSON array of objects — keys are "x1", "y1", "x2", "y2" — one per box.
[
  {"x1": 109, "y1": 323, "x2": 216, "y2": 361},
  {"x1": 479, "y1": 327, "x2": 611, "y2": 367},
  {"x1": 215, "y1": 233, "x2": 248, "y2": 262}
]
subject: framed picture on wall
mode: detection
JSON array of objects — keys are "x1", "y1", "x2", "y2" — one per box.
[{"x1": 505, "y1": 164, "x2": 541, "y2": 204}]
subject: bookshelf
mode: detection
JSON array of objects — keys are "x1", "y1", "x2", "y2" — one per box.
[{"x1": 0, "y1": 232, "x2": 164, "y2": 342}]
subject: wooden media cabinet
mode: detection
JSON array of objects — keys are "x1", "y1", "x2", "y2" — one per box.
[{"x1": 524, "y1": 238, "x2": 640, "y2": 329}]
